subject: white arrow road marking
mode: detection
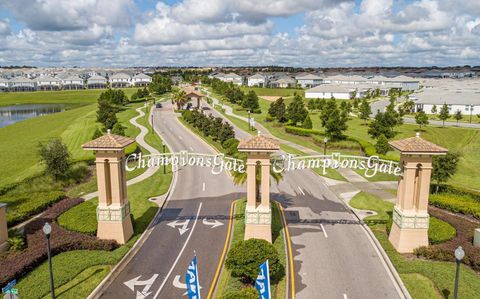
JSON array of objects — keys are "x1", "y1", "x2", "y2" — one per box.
[
  {"x1": 298, "y1": 186, "x2": 305, "y2": 196},
  {"x1": 202, "y1": 218, "x2": 223, "y2": 229},
  {"x1": 167, "y1": 220, "x2": 190, "y2": 235},
  {"x1": 123, "y1": 274, "x2": 159, "y2": 299},
  {"x1": 202, "y1": 182, "x2": 205, "y2": 191},
  {"x1": 172, "y1": 275, "x2": 203, "y2": 296},
  {"x1": 320, "y1": 223, "x2": 328, "y2": 238},
  {"x1": 343, "y1": 294, "x2": 348, "y2": 299},
  {"x1": 153, "y1": 203, "x2": 203, "y2": 299}
]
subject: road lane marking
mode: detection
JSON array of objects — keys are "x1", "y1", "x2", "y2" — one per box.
[
  {"x1": 179, "y1": 136, "x2": 183, "y2": 140},
  {"x1": 202, "y1": 182, "x2": 205, "y2": 191},
  {"x1": 153, "y1": 203, "x2": 203, "y2": 299},
  {"x1": 172, "y1": 275, "x2": 203, "y2": 296},
  {"x1": 343, "y1": 294, "x2": 348, "y2": 299},
  {"x1": 189, "y1": 146, "x2": 194, "y2": 151},
  {"x1": 320, "y1": 223, "x2": 328, "y2": 238},
  {"x1": 206, "y1": 200, "x2": 235, "y2": 299},
  {"x1": 298, "y1": 186, "x2": 305, "y2": 196},
  {"x1": 202, "y1": 219, "x2": 223, "y2": 229},
  {"x1": 123, "y1": 274, "x2": 159, "y2": 298},
  {"x1": 169, "y1": 127, "x2": 173, "y2": 131},
  {"x1": 166, "y1": 219, "x2": 190, "y2": 235},
  {"x1": 278, "y1": 202, "x2": 295, "y2": 299}
]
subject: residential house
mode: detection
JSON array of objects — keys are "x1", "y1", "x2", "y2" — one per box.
[
  {"x1": 8, "y1": 77, "x2": 36, "y2": 92},
  {"x1": 0, "y1": 78, "x2": 9, "y2": 91},
  {"x1": 295, "y1": 73, "x2": 323, "y2": 88},
  {"x1": 110, "y1": 73, "x2": 132, "y2": 88},
  {"x1": 132, "y1": 73, "x2": 152, "y2": 87},
  {"x1": 36, "y1": 75, "x2": 61, "y2": 91},
  {"x1": 62, "y1": 75, "x2": 84, "y2": 90},
  {"x1": 247, "y1": 74, "x2": 267, "y2": 87},
  {"x1": 270, "y1": 77, "x2": 296, "y2": 88},
  {"x1": 87, "y1": 75, "x2": 107, "y2": 89}
]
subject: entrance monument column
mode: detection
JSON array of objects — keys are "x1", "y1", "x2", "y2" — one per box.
[
  {"x1": 0, "y1": 203, "x2": 8, "y2": 252},
  {"x1": 388, "y1": 133, "x2": 447, "y2": 253},
  {"x1": 82, "y1": 131, "x2": 135, "y2": 244},
  {"x1": 238, "y1": 133, "x2": 280, "y2": 243}
]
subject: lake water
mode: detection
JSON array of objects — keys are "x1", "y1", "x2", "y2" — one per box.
[{"x1": 0, "y1": 104, "x2": 65, "y2": 128}]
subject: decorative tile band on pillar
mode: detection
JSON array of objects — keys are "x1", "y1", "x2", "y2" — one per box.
[
  {"x1": 97, "y1": 202, "x2": 131, "y2": 222},
  {"x1": 392, "y1": 207, "x2": 429, "y2": 229},
  {"x1": 245, "y1": 207, "x2": 272, "y2": 225}
]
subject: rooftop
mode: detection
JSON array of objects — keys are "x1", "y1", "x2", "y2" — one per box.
[
  {"x1": 82, "y1": 131, "x2": 135, "y2": 150},
  {"x1": 238, "y1": 134, "x2": 280, "y2": 151},
  {"x1": 389, "y1": 133, "x2": 447, "y2": 154}
]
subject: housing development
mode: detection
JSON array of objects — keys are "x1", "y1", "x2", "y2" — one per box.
[{"x1": 1, "y1": 1, "x2": 480, "y2": 299}]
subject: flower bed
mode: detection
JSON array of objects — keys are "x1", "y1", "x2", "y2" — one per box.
[
  {"x1": 0, "y1": 198, "x2": 117, "y2": 286},
  {"x1": 414, "y1": 207, "x2": 480, "y2": 272}
]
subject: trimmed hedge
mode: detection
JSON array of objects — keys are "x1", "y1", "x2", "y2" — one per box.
[
  {"x1": 0, "y1": 198, "x2": 117, "y2": 286},
  {"x1": 429, "y1": 192, "x2": 480, "y2": 220},
  {"x1": 222, "y1": 287, "x2": 258, "y2": 299},
  {"x1": 284, "y1": 126, "x2": 323, "y2": 137},
  {"x1": 428, "y1": 217, "x2": 456, "y2": 244}
]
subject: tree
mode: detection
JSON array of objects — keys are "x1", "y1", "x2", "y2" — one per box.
[
  {"x1": 286, "y1": 94, "x2": 308, "y2": 126},
  {"x1": 432, "y1": 152, "x2": 459, "y2": 193},
  {"x1": 99, "y1": 89, "x2": 128, "y2": 105},
  {"x1": 92, "y1": 127, "x2": 103, "y2": 140},
  {"x1": 38, "y1": 138, "x2": 71, "y2": 180},
  {"x1": 149, "y1": 74, "x2": 172, "y2": 94},
  {"x1": 275, "y1": 98, "x2": 287, "y2": 122},
  {"x1": 403, "y1": 100, "x2": 415, "y2": 113},
  {"x1": 375, "y1": 134, "x2": 391, "y2": 155},
  {"x1": 173, "y1": 89, "x2": 188, "y2": 110},
  {"x1": 302, "y1": 114, "x2": 313, "y2": 129},
  {"x1": 415, "y1": 110, "x2": 429, "y2": 129},
  {"x1": 307, "y1": 98, "x2": 316, "y2": 110},
  {"x1": 320, "y1": 98, "x2": 337, "y2": 127},
  {"x1": 268, "y1": 100, "x2": 278, "y2": 117},
  {"x1": 316, "y1": 98, "x2": 326, "y2": 111},
  {"x1": 368, "y1": 111, "x2": 395, "y2": 139},
  {"x1": 225, "y1": 239, "x2": 284, "y2": 284},
  {"x1": 111, "y1": 123, "x2": 126, "y2": 136},
  {"x1": 242, "y1": 90, "x2": 260, "y2": 112},
  {"x1": 438, "y1": 103, "x2": 450, "y2": 127},
  {"x1": 340, "y1": 101, "x2": 352, "y2": 116},
  {"x1": 324, "y1": 105, "x2": 348, "y2": 140},
  {"x1": 96, "y1": 98, "x2": 118, "y2": 129},
  {"x1": 454, "y1": 110, "x2": 463, "y2": 123},
  {"x1": 431, "y1": 105, "x2": 437, "y2": 114},
  {"x1": 359, "y1": 99, "x2": 371, "y2": 123}
]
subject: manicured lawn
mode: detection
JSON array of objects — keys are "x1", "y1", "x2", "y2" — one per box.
[
  {"x1": 349, "y1": 191, "x2": 480, "y2": 299},
  {"x1": 239, "y1": 87, "x2": 304, "y2": 97},
  {"x1": 215, "y1": 199, "x2": 286, "y2": 299}
]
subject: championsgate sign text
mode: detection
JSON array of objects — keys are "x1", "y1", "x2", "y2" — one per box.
[{"x1": 125, "y1": 151, "x2": 402, "y2": 178}]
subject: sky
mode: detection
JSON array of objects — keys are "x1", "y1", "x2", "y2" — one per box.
[{"x1": 0, "y1": 0, "x2": 479, "y2": 67}]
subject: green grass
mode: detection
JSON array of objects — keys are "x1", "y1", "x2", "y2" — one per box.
[
  {"x1": 239, "y1": 87, "x2": 304, "y2": 97},
  {"x1": 0, "y1": 88, "x2": 136, "y2": 107},
  {"x1": 429, "y1": 217, "x2": 456, "y2": 244},
  {"x1": 349, "y1": 191, "x2": 480, "y2": 299},
  {"x1": 215, "y1": 199, "x2": 286, "y2": 299}
]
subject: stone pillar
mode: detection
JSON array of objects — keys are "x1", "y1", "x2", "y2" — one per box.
[
  {"x1": 238, "y1": 134, "x2": 280, "y2": 243},
  {"x1": 0, "y1": 203, "x2": 8, "y2": 252},
  {"x1": 83, "y1": 132, "x2": 135, "y2": 244},
  {"x1": 388, "y1": 134, "x2": 447, "y2": 253}
]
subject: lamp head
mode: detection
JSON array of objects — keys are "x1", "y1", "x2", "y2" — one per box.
[
  {"x1": 323, "y1": 137, "x2": 329, "y2": 143},
  {"x1": 455, "y1": 246, "x2": 465, "y2": 261},
  {"x1": 43, "y1": 222, "x2": 52, "y2": 236}
]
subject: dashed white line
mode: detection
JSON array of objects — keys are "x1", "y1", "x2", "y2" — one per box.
[
  {"x1": 189, "y1": 146, "x2": 194, "y2": 151},
  {"x1": 343, "y1": 294, "x2": 348, "y2": 299},
  {"x1": 178, "y1": 136, "x2": 183, "y2": 140},
  {"x1": 298, "y1": 186, "x2": 305, "y2": 196},
  {"x1": 202, "y1": 182, "x2": 206, "y2": 191},
  {"x1": 320, "y1": 223, "x2": 328, "y2": 238},
  {"x1": 169, "y1": 127, "x2": 173, "y2": 131}
]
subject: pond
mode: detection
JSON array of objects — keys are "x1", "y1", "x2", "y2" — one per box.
[{"x1": 0, "y1": 104, "x2": 65, "y2": 128}]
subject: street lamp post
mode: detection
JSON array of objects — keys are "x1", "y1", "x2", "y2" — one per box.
[
  {"x1": 43, "y1": 222, "x2": 55, "y2": 299},
  {"x1": 248, "y1": 110, "x2": 251, "y2": 131},
  {"x1": 469, "y1": 105, "x2": 473, "y2": 123},
  {"x1": 323, "y1": 137, "x2": 329, "y2": 155},
  {"x1": 453, "y1": 246, "x2": 465, "y2": 299},
  {"x1": 162, "y1": 141, "x2": 166, "y2": 174},
  {"x1": 151, "y1": 114, "x2": 154, "y2": 134}
]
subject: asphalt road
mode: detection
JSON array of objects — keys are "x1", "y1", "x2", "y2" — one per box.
[
  {"x1": 98, "y1": 102, "x2": 243, "y2": 299},
  {"x1": 206, "y1": 103, "x2": 404, "y2": 298}
]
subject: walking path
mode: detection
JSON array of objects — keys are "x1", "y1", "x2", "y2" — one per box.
[
  {"x1": 13, "y1": 105, "x2": 160, "y2": 230},
  {"x1": 206, "y1": 90, "x2": 398, "y2": 219}
]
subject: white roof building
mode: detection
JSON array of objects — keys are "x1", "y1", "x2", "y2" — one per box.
[
  {"x1": 295, "y1": 73, "x2": 323, "y2": 88},
  {"x1": 36, "y1": 75, "x2": 61, "y2": 86},
  {"x1": 132, "y1": 73, "x2": 152, "y2": 85},
  {"x1": 247, "y1": 73, "x2": 267, "y2": 87}
]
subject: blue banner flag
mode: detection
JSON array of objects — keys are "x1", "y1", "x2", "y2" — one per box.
[
  {"x1": 186, "y1": 254, "x2": 201, "y2": 299},
  {"x1": 255, "y1": 260, "x2": 271, "y2": 299}
]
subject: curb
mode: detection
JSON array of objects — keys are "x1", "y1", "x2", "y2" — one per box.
[{"x1": 87, "y1": 106, "x2": 177, "y2": 299}]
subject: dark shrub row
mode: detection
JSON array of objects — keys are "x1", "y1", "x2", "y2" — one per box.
[{"x1": 284, "y1": 126, "x2": 323, "y2": 137}]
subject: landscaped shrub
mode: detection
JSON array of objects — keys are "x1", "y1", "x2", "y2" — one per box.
[
  {"x1": 429, "y1": 192, "x2": 480, "y2": 219},
  {"x1": 284, "y1": 126, "x2": 323, "y2": 137},
  {"x1": 312, "y1": 136, "x2": 361, "y2": 151},
  {"x1": 7, "y1": 231, "x2": 25, "y2": 252},
  {"x1": 222, "y1": 287, "x2": 258, "y2": 299},
  {"x1": 225, "y1": 239, "x2": 284, "y2": 284},
  {"x1": 428, "y1": 217, "x2": 456, "y2": 244},
  {"x1": 0, "y1": 198, "x2": 118, "y2": 286}
]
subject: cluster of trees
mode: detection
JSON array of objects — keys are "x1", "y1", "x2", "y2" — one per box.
[
  {"x1": 319, "y1": 99, "x2": 349, "y2": 140},
  {"x1": 130, "y1": 87, "x2": 150, "y2": 102},
  {"x1": 182, "y1": 110, "x2": 235, "y2": 145},
  {"x1": 210, "y1": 78, "x2": 260, "y2": 112},
  {"x1": 95, "y1": 89, "x2": 129, "y2": 137},
  {"x1": 368, "y1": 99, "x2": 404, "y2": 154},
  {"x1": 268, "y1": 98, "x2": 287, "y2": 123},
  {"x1": 149, "y1": 74, "x2": 173, "y2": 95}
]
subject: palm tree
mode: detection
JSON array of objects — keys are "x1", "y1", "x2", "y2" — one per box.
[
  {"x1": 232, "y1": 160, "x2": 282, "y2": 202},
  {"x1": 173, "y1": 90, "x2": 188, "y2": 110}
]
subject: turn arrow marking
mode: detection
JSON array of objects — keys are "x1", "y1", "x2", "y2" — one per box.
[
  {"x1": 202, "y1": 218, "x2": 223, "y2": 229},
  {"x1": 124, "y1": 274, "x2": 159, "y2": 299},
  {"x1": 172, "y1": 275, "x2": 203, "y2": 296},
  {"x1": 167, "y1": 219, "x2": 190, "y2": 235}
]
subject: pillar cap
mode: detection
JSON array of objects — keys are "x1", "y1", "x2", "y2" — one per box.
[
  {"x1": 237, "y1": 134, "x2": 280, "y2": 152},
  {"x1": 82, "y1": 132, "x2": 134, "y2": 151},
  {"x1": 389, "y1": 133, "x2": 447, "y2": 155}
]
